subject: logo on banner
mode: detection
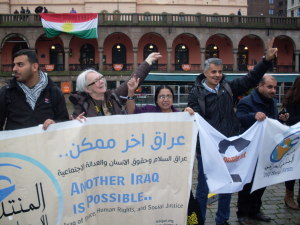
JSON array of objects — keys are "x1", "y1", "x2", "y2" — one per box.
[
  {"x1": 270, "y1": 131, "x2": 300, "y2": 162},
  {"x1": 218, "y1": 137, "x2": 250, "y2": 182},
  {"x1": 0, "y1": 153, "x2": 63, "y2": 225}
]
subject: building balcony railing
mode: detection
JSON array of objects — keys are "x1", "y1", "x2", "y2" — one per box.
[
  {"x1": 1, "y1": 63, "x2": 295, "y2": 74},
  {"x1": 173, "y1": 64, "x2": 201, "y2": 71},
  {"x1": 103, "y1": 64, "x2": 133, "y2": 71},
  {"x1": 136, "y1": 64, "x2": 168, "y2": 71},
  {"x1": 69, "y1": 64, "x2": 99, "y2": 71},
  {"x1": 1, "y1": 13, "x2": 299, "y2": 29}
]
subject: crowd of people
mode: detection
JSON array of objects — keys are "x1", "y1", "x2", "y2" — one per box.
[
  {"x1": 13, "y1": 6, "x2": 77, "y2": 15},
  {"x1": 13, "y1": 6, "x2": 48, "y2": 22},
  {"x1": 0, "y1": 39, "x2": 299, "y2": 224}
]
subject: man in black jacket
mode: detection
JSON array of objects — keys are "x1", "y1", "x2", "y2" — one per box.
[
  {"x1": 235, "y1": 75, "x2": 289, "y2": 225},
  {"x1": 0, "y1": 49, "x2": 69, "y2": 130},
  {"x1": 187, "y1": 38, "x2": 278, "y2": 225}
]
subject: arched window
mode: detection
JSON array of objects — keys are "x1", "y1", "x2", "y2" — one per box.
[
  {"x1": 50, "y1": 44, "x2": 64, "y2": 71},
  {"x1": 12, "y1": 42, "x2": 28, "y2": 58},
  {"x1": 9, "y1": 41, "x2": 28, "y2": 71},
  {"x1": 175, "y1": 44, "x2": 188, "y2": 71},
  {"x1": 80, "y1": 44, "x2": 95, "y2": 70},
  {"x1": 238, "y1": 45, "x2": 248, "y2": 71},
  {"x1": 112, "y1": 43, "x2": 126, "y2": 70},
  {"x1": 144, "y1": 43, "x2": 158, "y2": 70},
  {"x1": 205, "y1": 44, "x2": 219, "y2": 59}
]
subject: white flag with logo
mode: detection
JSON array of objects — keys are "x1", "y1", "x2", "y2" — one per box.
[
  {"x1": 252, "y1": 119, "x2": 300, "y2": 192},
  {"x1": 195, "y1": 114, "x2": 264, "y2": 193}
]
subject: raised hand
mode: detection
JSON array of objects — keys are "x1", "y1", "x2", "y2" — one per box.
[
  {"x1": 127, "y1": 76, "x2": 140, "y2": 96},
  {"x1": 265, "y1": 38, "x2": 278, "y2": 61},
  {"x1": 145, "y1": 52, "x2": 162, "y2": 65}
]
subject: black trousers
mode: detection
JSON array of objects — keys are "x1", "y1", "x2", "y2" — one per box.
[
  {"x1": 237, "y1": 181, "x2": 266, "y2": 217},
  {"x1": 285, "y1": 179, "x2": 300, "y2": 192}
]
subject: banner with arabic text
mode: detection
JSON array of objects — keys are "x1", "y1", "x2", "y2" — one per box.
[
  {"x1": 0, "y1": 112, "x2": 198, "y2": 225},
  {"x1": 252, "y1": 119, "x2": 300, "y2": 192}
]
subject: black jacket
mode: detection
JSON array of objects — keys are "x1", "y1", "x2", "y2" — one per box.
[
  {"x1": 0, "y1": 77, "x2": 69, "y2": 130},
  {"x1": 236, "y1": 89, "x2": 278, "y2": 133},
  {"x1": 188, "y1": 58, "x2": 272, "y2": 137},
  {"x1": 285, "y1": 103, "x2": 300, "y2": 126}
]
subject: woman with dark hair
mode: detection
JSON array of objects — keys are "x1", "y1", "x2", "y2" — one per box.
[
  {"x1": 126, "y1": 81, "x2": 179, "y2": 114},
  {"x1": 126, "y1": 77, "x2": 193, "y2": 114},
  {"x1": 282, "y1": 76, "x2": 300, "y2": 210},
  {"x1": 126, "y1": 77, "x2": 202, "y2": 225}
]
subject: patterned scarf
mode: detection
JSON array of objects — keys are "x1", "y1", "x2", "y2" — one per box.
[{"x1": 17, "y1": 71, "x2": 48, "y2": 110}]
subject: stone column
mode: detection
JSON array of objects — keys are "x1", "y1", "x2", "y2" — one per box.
[
  {"x1": 99, "y1": 47, "x2": 104, "y2": 72},
  {"x1": 295, "y1": 50, "x2": 299, "y2": 73},
  {"x1": 133, "y1": 47, "x2": 138, "y2": 70},
  {"x1": 167, "y1": 48, "x2": 172, "y2": 72},
  {"x1": 64, "y1": 48, "x2": 69, "y2": 71},
  {"x1": 200, "y1": 48, "x2": 206, "y2": 71},
  {"x1": 233, "y1": 48, "x2": 238, "y2": 72}
]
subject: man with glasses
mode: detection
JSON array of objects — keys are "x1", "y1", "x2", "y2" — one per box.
[
  {"x1": 69, "y1": 52, "x2": 162, "y2": 118},
  {"x1": 187, "y1": 38, "x2": 278, "y2": 225},
  {"x1": 0, "y1": 49, "x2": 69, "y2": 130}
]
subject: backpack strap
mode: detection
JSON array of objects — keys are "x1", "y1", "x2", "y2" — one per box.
[
  {"x1": 111, "y1": 92, "x2": 126, "y2": 114},
  {"x1": 196, "y1": 87, "x2": 206, "y2": 116},
  {"x1": 223, "y1": 82, "x2": 233, "y2": 98}
]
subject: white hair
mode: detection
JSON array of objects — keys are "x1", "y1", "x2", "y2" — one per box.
[{"x1": 76, "y1": 69, "x2": 105, "y2": 92}]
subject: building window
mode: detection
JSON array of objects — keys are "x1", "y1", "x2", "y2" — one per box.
[
  {"x1": 298, "y1": 8, "x2": 300, "y2": 16},
  {"x1": 12, "y1": 42, "x2": 28, "y2": 62},
  {"x1": 238, "y1": 45, "x2": 248, "y2": 71},
  {"x1": 292, "y1": 0, "x2": 294, "y2": 5},
  {"x1": 50, "y1": 44, "x2": 64, "y2": 71},
  {"x1": 291, "y1": 10, "x2": 294, "y2": 17},
  {"x1": 175, "y1": 44, "x2": 189, "y2": 71},
  {"x1": 80, "y1": 44, "x2": 95, "y2": 70},
  {"x1": 269, "y1": 9, "x2": 274, "y2": 15},
  {"x1": 205, "y1": 44, "x2": 219, "y2": 59},
  {"x1": 112, "y1": 43, "x2": 126, "y2": 70},
  {"x1": 269, "y1": 0, "x2": 274, "y2": 4}
]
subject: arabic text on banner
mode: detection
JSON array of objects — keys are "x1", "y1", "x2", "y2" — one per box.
[{"x1": 0, "y1": 112, "x2": 198, "y2": 225}]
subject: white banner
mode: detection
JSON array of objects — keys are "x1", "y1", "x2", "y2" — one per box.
[
  {"x1": 0, "y1": 112, "x2": 198, "y2": 225},
  {"x1": 195, "y1": 114, "x2": 265, "y2": 193},
  {"x1": 252, "y1": 119, "x2": 300, "y2": 192}
]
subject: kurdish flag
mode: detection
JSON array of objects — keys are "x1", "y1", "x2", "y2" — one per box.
[{"x1": 40, "y1": 13, "x2": 98, "y2": 39}]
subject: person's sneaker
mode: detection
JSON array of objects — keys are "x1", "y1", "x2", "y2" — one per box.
[
  {"x1": 237, "y1": 217, "x2": 253, "y2": 225},
  {"x1": 250, "y1": 212, "x2": 271, "y2": 222}
]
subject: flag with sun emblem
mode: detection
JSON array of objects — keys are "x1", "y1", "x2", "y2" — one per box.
[{"x1": 40, "y1": 13, "x2": 98, "y2": 39}]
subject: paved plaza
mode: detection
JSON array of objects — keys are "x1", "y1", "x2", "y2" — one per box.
[{"x1": 192, "y1": 160, "x2": 300, "y2": 225}]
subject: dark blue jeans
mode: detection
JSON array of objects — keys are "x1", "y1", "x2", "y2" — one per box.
[{"x1": 196, "y1": 154, "x2": 231, "y2": 224}]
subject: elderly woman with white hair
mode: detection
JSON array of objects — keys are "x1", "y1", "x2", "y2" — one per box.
[{"x1": 69, "y1": 52, "x2": 162, "y2": 118}]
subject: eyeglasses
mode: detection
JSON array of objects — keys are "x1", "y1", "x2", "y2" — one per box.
[
  {"x1": 158, "y1": 95, "x2": 173, "y2": 100},
  {"x1": 87, "y1": 75, "x2": 104, "y2": 87}
]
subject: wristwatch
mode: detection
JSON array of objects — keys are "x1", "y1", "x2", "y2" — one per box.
[
  {"x1": 262, "y1": 55, "x2": 267, "y2": 62},
  {"x1": 127, "y1": 96, "x2": 135, "y2": 100},
  {"x1": 120, "y1": 96, "x2": 136, "y2": 100}
]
